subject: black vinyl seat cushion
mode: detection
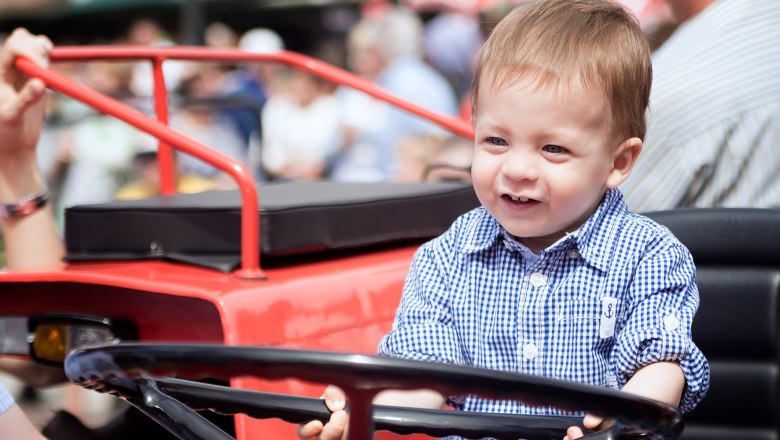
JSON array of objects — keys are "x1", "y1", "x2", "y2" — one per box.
[{"x1": 64, "y1": 181, "x2": 479, "y2": 272}]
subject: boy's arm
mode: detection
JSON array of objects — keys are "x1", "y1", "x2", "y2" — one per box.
[
  {"x1": 375, "y1": 388, "x2": 447, "y2": 408},
  {"x1": 566, "y1": 357, "x2": 686, "y2": 440},
  {"x1": 613, "y1": 239, "x2": 709, "y2": 413},
  {"x1": 621, "y1": 361, "x2": 685, "y2": 405}
]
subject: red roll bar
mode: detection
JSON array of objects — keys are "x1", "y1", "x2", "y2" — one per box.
[{"x1": 15, "y1": 47, "x2": 475, "y2": 280}]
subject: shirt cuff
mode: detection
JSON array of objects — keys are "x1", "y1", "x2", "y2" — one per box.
[
  {"x1": 613, "y1": 328, "x2": 710, "y2": 413},
  {"x1": 377, "y1": 323, "x2": 463, "y2": 365}
]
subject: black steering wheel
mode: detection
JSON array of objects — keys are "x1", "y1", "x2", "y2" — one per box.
[{"x1": 64, "y1": 343, "x2": 683, "y2": 440}]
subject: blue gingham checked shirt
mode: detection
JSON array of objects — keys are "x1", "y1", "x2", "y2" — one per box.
[{"x1": 378, "y1": 189, "x2": 709, "y2": 419}]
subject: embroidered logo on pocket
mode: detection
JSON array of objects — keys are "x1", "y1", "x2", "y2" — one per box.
[{"x1": 599, "y1": 297, "x2": 618, "y2": 338}]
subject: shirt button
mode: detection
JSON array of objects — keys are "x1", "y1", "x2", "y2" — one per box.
[
  {"x1": 523, "y1": 343, "x2": 538, "y2": 359},
  {"x1": 663, "y1": 314, "x2": 680, "y2": 331},
  {"x1": 567, "y1": 249, "x2": 580, "y2": 259},
  {"x1": 529, "y1": 272, "x2": 547, "y2": 288}
]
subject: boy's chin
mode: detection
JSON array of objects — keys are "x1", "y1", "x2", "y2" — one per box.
[{"x1": 504, "y1": 227, "x2": 565, "y2": 249}]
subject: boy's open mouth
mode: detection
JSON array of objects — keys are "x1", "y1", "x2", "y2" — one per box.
[{"x1": 502, "y1": 194, "x2": 540, "y2": 205}]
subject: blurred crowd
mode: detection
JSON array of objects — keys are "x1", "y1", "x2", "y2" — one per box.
[
  {"x1": 0, "y1": 0, "x2": 677, "y2": 230},
  {"x1": 6, "y1": 6, "x2": 477, "y2": 229}
]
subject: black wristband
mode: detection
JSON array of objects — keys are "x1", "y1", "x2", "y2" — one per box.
[{"x1": 0, "y1": 188, "x2": 49, "y2": 219}]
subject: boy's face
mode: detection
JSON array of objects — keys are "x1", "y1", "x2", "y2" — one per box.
[{"x1": 472, "y1": 77, "x2": 640, "y2": 253}]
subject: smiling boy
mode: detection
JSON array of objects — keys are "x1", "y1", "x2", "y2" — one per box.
[{"x1": 298, "y1": 1, "x2": 709, "y2": 439}]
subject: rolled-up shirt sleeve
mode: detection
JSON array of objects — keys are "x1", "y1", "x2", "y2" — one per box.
[
  {"x1": 378, "y1": 235, "x2": 464, "y2": 366},
  {"x1": 613, "y1": 241, "x2": 710, "y2": 413}
]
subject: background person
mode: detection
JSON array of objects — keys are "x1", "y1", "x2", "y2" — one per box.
[
  {"x1": 421, "y1": 135, "x2": 473, "y2": 183},
  {"x1": 392, "y1": 135, "x2": 473, "y2": 183},
  {"x1": 113, "y1": 150, "x2": 218, "y2": 200},
  {"x1": 170, "y1": 66, "x2": 247, "y2": 189},
  {"x1": 329, "y1": 6, "x2": 459, "y2": 182},
  {"x1": 42, "y1": 62, "x2": 149, "y2": 211},
  {"x1": 422, "y1": 8, "x2": 484, "y2": 105},
  {"x1": 221, "y1": 27, "x2": 287, "y2": 179},
  {"x1": 620, "y1": 0, "x2": 780, "y2": 211},
  {"x1": 392, "y1": 134, "x2": 447, "y2": 182},
  {"x1": 125, "y1": 18, "x2": 185, "y2": 100},
  {"x1": 260, "y1": 69, "x2": 341, "y2": 181}
]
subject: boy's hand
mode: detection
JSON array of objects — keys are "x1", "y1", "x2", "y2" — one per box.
[
  {"x1": 295, "y1": 385, "x2": 443, "y2": 439},
  {"x1": 565, "y1": 361, "x2": 685, "y2": 440},
  {"x1": 563, "y1": 413, "x2": 602, "y2": 440},
  {"x1": 296, "y1": 385, "x2": 349, "y2": 440}
]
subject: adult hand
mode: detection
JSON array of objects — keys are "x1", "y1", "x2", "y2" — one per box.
[
  {"x1": 296, "y1": 385, "x2": 349, "y2": 440},
  {"x1": 0, "y1": 28, "x2": 51, "y2": 160},
  {"x1": 0, "y1": 28, "x2": 52, "y2": 200}
]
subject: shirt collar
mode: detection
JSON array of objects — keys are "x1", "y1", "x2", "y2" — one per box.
[
  {"x1": 459, "y1": 189, "x2": 626, "y2": 272},
  {"x1": 561, "y1": 188, "x2": 625, "y2": 272},
  {"x1": 459, "y1": 208, "x2": 503, "y2": 254}
]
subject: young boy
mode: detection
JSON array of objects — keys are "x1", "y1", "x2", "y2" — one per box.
[{"x1": 306, "y1": 0, "x2": 709, "y2": 438}]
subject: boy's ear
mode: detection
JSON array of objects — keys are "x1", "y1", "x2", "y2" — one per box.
[{"x1": 606, "y1": 137, "x2": 642, "y2": 189}]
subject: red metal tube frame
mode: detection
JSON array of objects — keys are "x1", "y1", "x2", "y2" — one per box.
[
  {"x1": 151, "y1": 57, "x2": 177, "y2": 196},
  {"x1": 48, "y1": 46, "x2": 474, "y2": 138},
  {"x1": 15, "y1": 57, "x2": 265, "y2": 280},
  {"x1": 15, "y1": 47, "x2": 475, "y2": 279}
]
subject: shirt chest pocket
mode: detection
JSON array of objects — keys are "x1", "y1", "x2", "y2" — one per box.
[{"x1": 557, "y1": 297, "x2": 623, "y2": 343}]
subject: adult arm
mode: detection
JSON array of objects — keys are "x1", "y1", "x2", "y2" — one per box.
[
  {"x1": 0, "y1": 28, "x2": 62, "y2": 439},
  {"x1": 0, "y1": 400, "x2": 46, "y2": 440},
  {"x1": 0, "y1": 28, "x2": 64, "y2": 271}
]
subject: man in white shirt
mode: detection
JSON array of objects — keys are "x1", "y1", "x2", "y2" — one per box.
[{"x1": 622, "y1": 0, "x2": 780, "y2": 211}]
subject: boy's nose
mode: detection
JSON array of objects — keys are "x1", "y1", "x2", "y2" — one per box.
[{"x1": 501, "y1": 149, "x2": 539, "y2": 182}]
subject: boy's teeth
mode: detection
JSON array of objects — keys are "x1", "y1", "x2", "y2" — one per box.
[{"x1": 510, "y1": 196, "x2": 529, "y2": 202}]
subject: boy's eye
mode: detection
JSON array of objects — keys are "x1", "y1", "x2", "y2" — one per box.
[
  {"x1": 542, "y1": 144, "x2": 567, "y2": 154},
  {"x1": 486, "y1": 137, "x2": 508, "y2": 146}
]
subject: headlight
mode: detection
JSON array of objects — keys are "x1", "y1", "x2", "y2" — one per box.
[
  {"x1": 31, "y1": 323, "x2": 117, "y2": 363},
  {"x1": 27, "y1": 314, "x2": 135, "y2": 365}
]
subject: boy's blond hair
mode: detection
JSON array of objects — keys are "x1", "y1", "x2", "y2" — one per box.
[{"x1": 471, "y1": 0, "x2": 652, "y2": 140}]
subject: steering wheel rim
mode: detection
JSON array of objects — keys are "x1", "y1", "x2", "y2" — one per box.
[{"x1": 65, "y1": 343, "x2": 683, "y2": 440}]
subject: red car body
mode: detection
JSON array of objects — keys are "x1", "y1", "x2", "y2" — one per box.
[{"x1": 1, "y1": 46, "x2": 475, "y2": 439}]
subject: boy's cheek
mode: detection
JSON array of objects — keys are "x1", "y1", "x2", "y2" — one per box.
[
  {"x1": 469, "y1": 155, "x2": 496, "y2": 190},
  {"x1": 471, "y1": 177, "x2": 495, "y2": 209}
]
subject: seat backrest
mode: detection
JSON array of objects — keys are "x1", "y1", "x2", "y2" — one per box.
[{"x1": 646, "y1": 208, "x2": 780, "y2": 440}]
